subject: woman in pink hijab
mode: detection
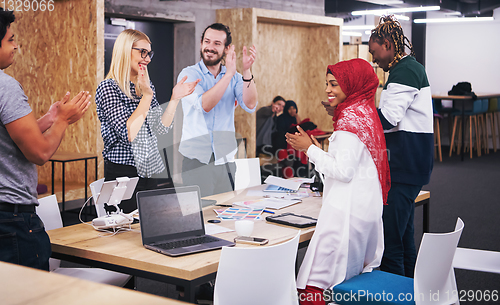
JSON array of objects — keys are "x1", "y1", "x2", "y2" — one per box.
[{"x1": 287, "y1": 58, "x2": 390, "y2": 305}]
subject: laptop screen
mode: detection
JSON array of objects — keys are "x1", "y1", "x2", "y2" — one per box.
[{"x1": 137, "y1": 186, "x2": 205, "y2": 244}]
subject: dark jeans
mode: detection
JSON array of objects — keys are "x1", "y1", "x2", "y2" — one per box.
[
  {"x1": 0, "y1": 211, "x2": 51, "y2": 271},
  {"x1": 182, "y1": 156, "x2": 236, "y2": 198},
  {"x1": 380, "y1": 182, "x2": 422, "y2": 277},
  {"x1": 104, "y1": 161, "x2": 172, "y2": 213}
]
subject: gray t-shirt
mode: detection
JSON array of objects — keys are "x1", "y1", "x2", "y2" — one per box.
[{"x1": 0, "y1": 70, "x2": 38, "y2": 205}]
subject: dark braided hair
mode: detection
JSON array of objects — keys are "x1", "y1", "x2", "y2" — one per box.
[{"x1": 370, "y1": 15, "x2": 414, "y2": 69}]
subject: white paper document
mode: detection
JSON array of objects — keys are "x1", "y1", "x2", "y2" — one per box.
[
  {"x1": 204, "y1": 223, "x2": 234, "y2": 235},
  {"x1": 246, "y1": 189, "x2": 310, "y2": 199},
  {"x1": 233, "y1": 197, "x2": 301, "y2": 210},
  {"x1": 264, "y1": 176, "x2": 302, "y2": 191}
]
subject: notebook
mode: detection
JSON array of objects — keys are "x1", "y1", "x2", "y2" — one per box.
[{"x1": 136, "y1": 186, "x2": 234, "y2": 257}]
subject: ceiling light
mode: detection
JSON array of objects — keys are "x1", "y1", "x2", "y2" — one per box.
[
  {"x1": 362, "y1": 0, "x2": 404, "y2": 4},
  {"x1": 343, "y1": 25, "x2": 375, "y2": 30},
  {"x1": 444, "y1": 12, "x2": 462, "y2": 16},
  {"x1": 393, "y1": 14, "x2": 410, "y2": 21},
  {"x1": 414, "y1": 16, "x2": 494, "y2": 23},
  {"x1": 352, "y1": 5, "x2": 440, "y2": 16},
  {"x1": 342, "y1": 31, "x2": 363, "y2": 37}
]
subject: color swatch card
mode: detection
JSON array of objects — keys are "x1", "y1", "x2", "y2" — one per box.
[{"x1": 213, "y1": 207, "x2": 264, "y2": 220}]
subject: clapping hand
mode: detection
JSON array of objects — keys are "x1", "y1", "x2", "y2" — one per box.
[
  {"x1": 225, "y1": 45, "x2": 237, "y2": 76},
  {"x1": 171, "y1": 76, "x2": 201, "y2": 100},
  {"x1": 286, "y1": 126, "x2": 315, "y2": 152},
  {"x1": 138, "y1": 64, "x2": 153, "y2": 97},
  {"x1": 242, "y1": 45, "x2": 257, "y2": 71},
  {"x1": 57, "y1": 91, "x2": 92, "y2": 125}
]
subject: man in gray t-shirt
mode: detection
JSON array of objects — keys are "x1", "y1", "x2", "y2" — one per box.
[{"x1": 0, "y1": 8, "x2": 91, "y2": 270}]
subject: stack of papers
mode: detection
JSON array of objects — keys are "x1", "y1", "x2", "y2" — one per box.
[
  {"x1": 264, "y1": 176, "x2": 302, "y2": 192},
  {"x1": 232, "y1": 197, "x2": 301, "y2": 210}
]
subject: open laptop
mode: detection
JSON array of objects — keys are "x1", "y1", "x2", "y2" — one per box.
[{"x1": 136, "y1": 186, "x2": 234, "y2": 257}]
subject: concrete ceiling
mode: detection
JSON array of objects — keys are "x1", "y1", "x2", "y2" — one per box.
[{"x1": 325, "y1": 0, "x2": 500, "y2": 17}]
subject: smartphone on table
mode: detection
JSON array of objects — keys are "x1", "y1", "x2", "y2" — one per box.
[{"x1": 234, "y1": 236, "x2": 269, "y2": 245}]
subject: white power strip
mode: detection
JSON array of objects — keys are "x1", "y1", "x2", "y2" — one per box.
[{"x1": 92, "y1": 212, "x2": 134, "y2": 230}]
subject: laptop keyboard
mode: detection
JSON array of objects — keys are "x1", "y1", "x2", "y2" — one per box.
[{"x1": 154, "y1": 235, "x2": 220, "y2": 250}]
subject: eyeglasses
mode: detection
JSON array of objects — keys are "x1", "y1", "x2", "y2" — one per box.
[{"x1": 132, "y1": 47, "x2": 154, "y2": 60}]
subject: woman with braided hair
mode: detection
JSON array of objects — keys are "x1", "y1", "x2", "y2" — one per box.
[{"x1": 369, "y1": 15, "x2": 434, "y2": 277}]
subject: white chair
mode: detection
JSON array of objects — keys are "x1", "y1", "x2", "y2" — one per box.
[
  {"x1": 332, "y1": 218, "x2": 464, "y2": 305},
  {"x1": 453, "y1": 247, "x2": 500, "y2": 274},
  {"x1": 234, "y1": 158, "x2": 261, "y2": 191},
  {"x1": 214, "y1": 231, "x2": 301, "y2": 305},
  {"x1": 36, "y1": 194, "x2": 133, "y2": 287}
]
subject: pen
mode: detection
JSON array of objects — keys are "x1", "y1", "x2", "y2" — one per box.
[
  {"x1": 216, "y1": 204, "x2": 233, "y2": 207},
  {"x1": 263, "y1": 209, "x2": 275, "y2": 214}
]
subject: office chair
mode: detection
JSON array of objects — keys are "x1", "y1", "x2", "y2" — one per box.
[
  {"x1": 450, "y1": 99, "x2": 485, "y2": 158},
  {"x1": 485, "y1": 98, "x2": 498, "y2": 152},
  {"x1": 332, "y1": 218, "x2": 464, "y2": 305},
  {"x1": 36, "y1": 195, "x2": 133, "y2": 287},
  {"x1": 214, "y1": 231, "x2": 301, "y2": 305},
  {"x1": 234, "y1": 158, "x2": 261, "y2": 191}
]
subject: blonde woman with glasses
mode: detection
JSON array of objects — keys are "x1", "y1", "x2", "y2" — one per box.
[{"x1": 95, "y1": 29, "x2": 200, "y2": 213}]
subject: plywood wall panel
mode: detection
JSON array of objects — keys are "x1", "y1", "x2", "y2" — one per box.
[
  {"x1": 5, "y1": 0, "x2": 103, "y2": 185},
  {"x1": 305, "y1": 25, "x2": 339, "y2": 133},
  {"x1": 343, "y1": 45, "x2": 358, "y2": 61},
  {"x1": 216, "y1": 8, "x2": 257, "y2": 157}
]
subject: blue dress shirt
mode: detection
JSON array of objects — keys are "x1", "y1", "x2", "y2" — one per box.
[{"x1": 177, "y1": 60, "x2": 257, "y2": 165}]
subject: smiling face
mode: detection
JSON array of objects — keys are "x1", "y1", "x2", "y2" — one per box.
[
  {"x1": 368, "y1": 37, "x2": 394, "y2": 72},
  {"x1": 325, "y1": 73, "x2": 346, "y2": 108},
  {"x1": 200, "y1": 28, "x2": 228, "y2": 67},
  {"x1": 130, "y1": 39, "x2": 151, "y2": 77},
  {"x1": 272, "y1": 99, "x2": 285, "y2": 114},
  {"x1": 0, "y1": 26, "x2": 18, "y2": 69}
]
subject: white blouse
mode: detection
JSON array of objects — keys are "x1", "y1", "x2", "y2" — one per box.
[{"x1": 297, "y1": 131, "x2": 384, "y2": 290}]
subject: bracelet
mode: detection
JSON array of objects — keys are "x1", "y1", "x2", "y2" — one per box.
[{"x1": 242, "y1": 75, "x2": 254, "y2": 82}]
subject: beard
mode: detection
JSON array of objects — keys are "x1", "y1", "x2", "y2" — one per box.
[{"x1": 200, "y1": 48, "x2": 225, "y2": 67}]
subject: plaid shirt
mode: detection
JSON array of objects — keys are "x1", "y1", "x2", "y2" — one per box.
[{"x1": 95, "y1": 79, "x2": 171, "y2": 178}]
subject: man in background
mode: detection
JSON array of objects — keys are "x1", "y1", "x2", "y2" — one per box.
[
  {"x1": 256, "y1": 95, "x2": 285, "y2": 156},
  {"x1": 368, "y1": 15, "x2": 434, "y2": 277},
  {"x1": 0, "y1": 7, "x2": 91, "y2": 270}
]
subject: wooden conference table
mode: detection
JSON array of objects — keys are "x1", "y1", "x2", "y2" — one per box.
[
  {"x1": 432, "y1": 93, "x2": 500, "y2": 161},
  {"x1": 0, "y1": 261, "x2": 188, "y2": 305},
  {"x1": 47, "y1": 184, "x2": 430, "y2": 303}
]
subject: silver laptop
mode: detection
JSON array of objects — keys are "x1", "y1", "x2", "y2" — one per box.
[{"x1": 136, "y1": 186, "x2": 234, "y2": 257}]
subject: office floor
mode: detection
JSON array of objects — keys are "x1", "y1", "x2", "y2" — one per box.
[
  {"x1": 59, "y1": 146, "x2": 500, "y2": 303},
  {"x1": 423, "y1": 145, "x2": 500, "y2": 304}
]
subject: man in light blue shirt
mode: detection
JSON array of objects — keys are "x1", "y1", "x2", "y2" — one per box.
[{"x1": 177, "y1": 23, "x2": 258, "y2": 197}]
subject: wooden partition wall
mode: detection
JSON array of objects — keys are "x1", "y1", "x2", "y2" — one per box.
[
  {"x1": 216, "y1": 8, "x2": 342, "y2": 158},
  {"x1": 4, "y1": 0, "x2": 104, "y2": 199}
]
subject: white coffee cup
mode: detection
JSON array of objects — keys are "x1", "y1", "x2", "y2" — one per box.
[{"x1": 235, "y1": 220, "x2": 254, "y2": 237}]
